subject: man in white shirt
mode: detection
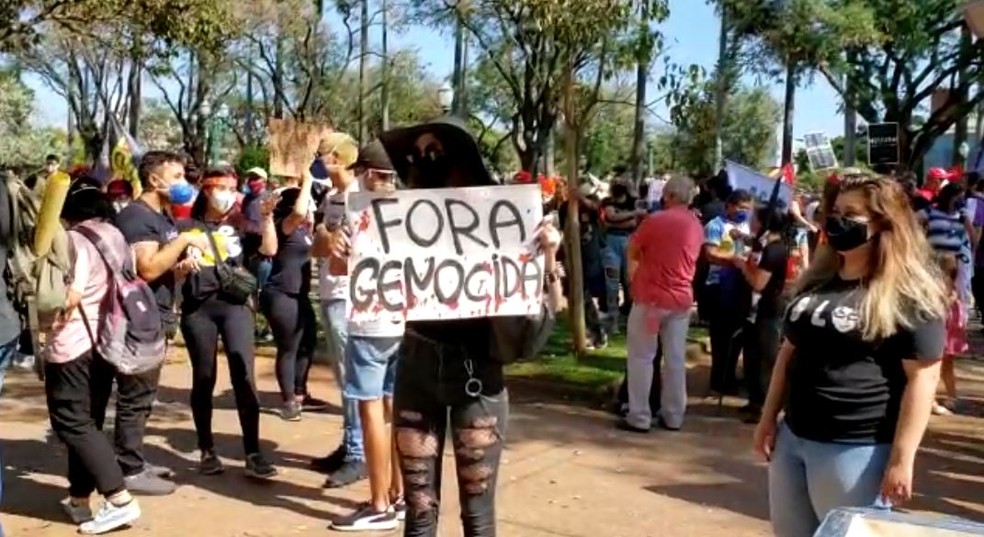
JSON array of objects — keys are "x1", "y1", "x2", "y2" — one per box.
[
  {"x1": 327, "y1": 140, "x2": 407, "y2": 532},
  {"x1": 310, "y1": 132, "x2": 367, "y2": 488}
]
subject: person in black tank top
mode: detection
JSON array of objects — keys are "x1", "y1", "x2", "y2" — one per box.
[
  {"x1": 377, "y1": 118, "x2": 564, "y2": 537},
  {"x1": 258, "y1": 176, "x2": 325, "y2": 421}
]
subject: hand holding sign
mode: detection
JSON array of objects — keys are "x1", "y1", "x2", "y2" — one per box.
[{"x1": 535, "y1": 216, "x2": 562, "y2": 256}]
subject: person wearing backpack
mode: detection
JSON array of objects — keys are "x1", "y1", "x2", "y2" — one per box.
[
  {"x1": 178, "y1": 169, "x2": 279, "y2": 479},
  {"x1": 113, "y1": 151, "x2": 210, "y2": 495},
  {"x1": 0, "y1": 170, "x2": 23, "y2": 537},
  {"x1": 43, "y1": 178, "x2": 142, "y2": 534}
]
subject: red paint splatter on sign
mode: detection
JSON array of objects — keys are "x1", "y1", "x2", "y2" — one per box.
[
  {"x1": 357, "y1": 210, "x2": 371, "y2": 233},
  {"x1": 518, "y1": 252, "x2": 532, "y2": 264}
]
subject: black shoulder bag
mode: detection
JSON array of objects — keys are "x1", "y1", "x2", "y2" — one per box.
[{"x1": 205, "y1": 230, "x2": 257, "y2": 305}]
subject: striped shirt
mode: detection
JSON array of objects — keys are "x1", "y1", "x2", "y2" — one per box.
[{"x1": 923, "y1": 208, "x2": 968, "y2": 254}]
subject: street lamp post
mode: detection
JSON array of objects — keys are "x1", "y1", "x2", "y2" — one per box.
[
  {"x1": 212, "y1": 103, "x2": 229, "y2": 166},
  {"x1": 437, "y1": 83, "x2": 454, "y2": 115}
]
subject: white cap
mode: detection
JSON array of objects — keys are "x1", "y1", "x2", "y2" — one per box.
[{"x1": 246, "y1": 167, "x2": 269, "y2": 180}]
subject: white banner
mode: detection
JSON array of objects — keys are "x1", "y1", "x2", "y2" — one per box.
[
  {"x1": 725, "y1": 160, "x2": 793, "y2": 211},
  {"x1": 346, "y1": 185, "x2": 545, "y2": 322}
]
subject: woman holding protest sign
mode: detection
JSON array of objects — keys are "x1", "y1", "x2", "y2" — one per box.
[
  {"x1": 178, "y1": 169, "x2": 279, "y2": 479},
  {"x1": 369, "y1": 117, "x2": 562, "y2": 537}
]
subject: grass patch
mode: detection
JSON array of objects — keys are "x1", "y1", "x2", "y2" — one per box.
[
  {"x1": 505, "y1": 315, "x2": 712, "y2": 393},
  {"x1": 505, "y1": 317, "x2": 626, "y2": 392}
]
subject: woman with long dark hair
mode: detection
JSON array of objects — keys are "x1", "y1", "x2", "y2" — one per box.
[
  {"x1": 377, "y1": 118, "x2": 562, "y2": 536},
  {"x1": 259, "y1": 173, "x2": 322, "y2": 421},
  {"x1": 46, "y1": 178, "x2": 141, "y2": 534},
  {"x1": 737, "y1": 207, "x2": 791, "y2": 423},
  {"x1": 178, "y1": 169, "x2": 278, "y2": 478}
]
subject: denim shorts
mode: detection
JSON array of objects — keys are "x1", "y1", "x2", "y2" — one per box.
[{"x1": 343, "y1": 336, "x2": 401, "y2": 401}]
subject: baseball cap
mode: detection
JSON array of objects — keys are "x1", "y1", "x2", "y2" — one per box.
[
  {"x1": 245, "y1": 167, "x2": 269, "y2": 180},
  {"x1": 317, "y1": 132, "x2": 359, "y2": 168},
  {"x1": 350, "y1": 140, "x2": 395, "y2": 171}
]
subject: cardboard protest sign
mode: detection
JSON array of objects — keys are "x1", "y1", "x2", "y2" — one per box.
[
  {"x1": 267, "y1": 118, "x2": 330, "y2": 178},
  {"x1": 346, "y1": 184, "x2": 545, "y2": 322},
  {"x1": 725, "y1": 160, "x2": 792, "y2": 210}
]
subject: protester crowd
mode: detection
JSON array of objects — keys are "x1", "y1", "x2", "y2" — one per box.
[{"x1": 0, "y1": 114, "x2": 975, "y2": 537}]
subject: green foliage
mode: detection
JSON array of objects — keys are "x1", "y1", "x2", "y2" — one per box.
[
  {"x1": 0, "y1": 70, "x2": 64, "y2": 167},
  {"x1": 670, "y1": 78, "x2": 781, "y2": 173},
  {"x1": 236, "y1": 145, "x2": 270, "y2": 176},
  {"x1": 821, "y1": 0, "x2": 984, "y2": 167}
]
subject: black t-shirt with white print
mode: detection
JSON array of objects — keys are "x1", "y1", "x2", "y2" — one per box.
[
  {"x1": 783, "y1": 277, "x2": 945, "y2": 444},
  {"x1": 177, "y1": 219, "x2": 247, "y2": 309}
]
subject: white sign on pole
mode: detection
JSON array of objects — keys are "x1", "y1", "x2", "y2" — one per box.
[
  {"x1": 346, "y1": 184, "x2": 545, "y2": 322},
  {"x1": 725, "y1": 160, "x2": 793, "y2": 210}
]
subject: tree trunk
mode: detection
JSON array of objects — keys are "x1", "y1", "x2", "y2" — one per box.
[
  {"x1": 380, "y1": 0, "x2": 390, "y2": 131},
  {"x1": 781, "y1": 62, "x2": 797, "y2": 166},
  {"x1": 358, "y1": 0, "x2": 369, "y2": 144},
  {"x1": 127, "y1": 61, "x2": 142, "y2": 138},
  {"x1": 273, "y1": 30, "x2": 285, "y2": 120},
  {"x1": 545, "y1": 128, "x2": 555, "y2": 177},
  {"x1": 246, "y1": 68, "x2": 255, "y2": 145},
  {"x1": 843, "y1": 65, "x2": 856, "y2": 167},
  {"x1": 563, "y1": 66, "x2": 586, "y2": 356},
  {"x1": 713, "y1": 8, "x2": 729, "y2": 169},
  {"x1": 452, "y1": 12, "x2": 465, "y2": 117},
  {"x1": 629, "y1": 0, "x2": 651, "y2": 185},
  {"x1": 953, "y1": 24, "x2": 972, "y2": 167}
]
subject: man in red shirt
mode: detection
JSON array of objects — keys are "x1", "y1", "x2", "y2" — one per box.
[{"x1": 619, "y1": 175, "x2": 704, "y2": 433}]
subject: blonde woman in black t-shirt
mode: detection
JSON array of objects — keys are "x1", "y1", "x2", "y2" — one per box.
[{"x1": 753, "y1": 174, "x2": 947, "y2": 537}]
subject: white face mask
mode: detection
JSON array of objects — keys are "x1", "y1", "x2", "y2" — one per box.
[
  {"x1": 209, "y1": 191, "x2": 237, "y2": 214},
  {"x1": 112, "y1": 200, "x2": 130, "y2": 213}
]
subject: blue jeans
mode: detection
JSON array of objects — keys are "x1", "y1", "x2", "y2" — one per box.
[
  {"x1": 769, "y1": 422, "x2": 891, "y2": 537},
  {"x1": 0, "y1": 336, "x2": 18, "y2": 537},
  {"x1": 601, "y1": 233, "x2": 631, "y2": 323},
  {"x1": 321, "y1": 300, "x2": 364, "y2": 462},
  {"x1": 343, "y1": 336, "x2": 401, "y2": 401}
]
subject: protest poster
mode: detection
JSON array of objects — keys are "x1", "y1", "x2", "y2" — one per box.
[
  {"x1": 346, "y1": 184, "x2": 545, "y2": 322},
  {"x1": 867, "y1": 123, "x2": 900, "y2": 166},
  {"x1": 267, "y1": 118, "x2": 330, "y2": 178},
  {"x1": 725, "y1": 160, "x2": 792, "y2": 211}
]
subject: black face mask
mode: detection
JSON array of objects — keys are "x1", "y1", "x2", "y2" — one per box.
[
  {"x1": 413, "y1": 154, "x2": 452, "y2": 188},
  {"x1": 825, "y1": 215, "x2": 872, "y2": 252}
]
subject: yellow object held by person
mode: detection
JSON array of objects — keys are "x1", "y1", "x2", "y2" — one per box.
[{"x1": 33, "y1": 171, "x2": 71, "y2": 256}]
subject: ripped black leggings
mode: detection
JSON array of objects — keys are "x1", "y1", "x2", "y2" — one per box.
[{"x1": 393, "y1": 334, "x2": 508, "y2": 537}]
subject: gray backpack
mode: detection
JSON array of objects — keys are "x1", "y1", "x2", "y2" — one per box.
[{"x1": 75, "y1": 222, "x2": 166, "y2": 375}]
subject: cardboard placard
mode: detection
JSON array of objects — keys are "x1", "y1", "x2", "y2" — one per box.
[
  {"x1": 346, "y1": 185, "x2": 545, "y2": 322},
  {"x1": 267, "y1": 118, "x2": 329, "y2": 178}
]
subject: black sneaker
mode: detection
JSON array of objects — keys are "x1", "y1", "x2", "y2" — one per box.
[
  {"x1": 199, "y1": 451, "x2": 225, "y2": 475},
  {"x1": 245, "y1": 453, "x2": 278, "y2": 480},
  {"x1": 330, "y1": 502, "x2": 397, "y2": 532},
  {"x1": 302, "y1": 396, "x2": 331, "y2": 412},
  {"x1": 323, "y1": 460, "x2": 368, "y2": 489},
  {"x1": 280, "y1": 401, "x2": 302, "y2": 422},
  {"x1": 311, "y1": 446, "x2": 347, "y2": 474}
]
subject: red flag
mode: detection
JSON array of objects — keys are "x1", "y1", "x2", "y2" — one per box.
[{"x1": 781, "y1": 163, "x2": 796, "y2": 186}]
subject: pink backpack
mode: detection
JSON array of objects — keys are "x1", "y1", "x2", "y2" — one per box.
[{"x1": 75, "y1": 222, "x2": 166, "y2": 375}]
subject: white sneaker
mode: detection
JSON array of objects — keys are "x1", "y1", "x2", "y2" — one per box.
[
  {"x1": 78, "y1": 500, "x2": 141, "y2": 535},
  {"x1": 60, "y1": 497, "x2": 93, "y2": 524},
  {"x1": 331, "y1": 502, "x2": 398, "y2": 532}
]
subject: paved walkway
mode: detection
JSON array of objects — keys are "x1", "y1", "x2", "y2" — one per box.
[{"x1": 1, "y1": 347, "x2": 982, "y2": 537}]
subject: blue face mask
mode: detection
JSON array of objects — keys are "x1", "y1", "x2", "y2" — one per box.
[
  {"x1": 731, "y1": 210, "x2": 750, "y2": 224},
  {"x1": 168, "y1": 181, "x2": 196, "y2": 205}
]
